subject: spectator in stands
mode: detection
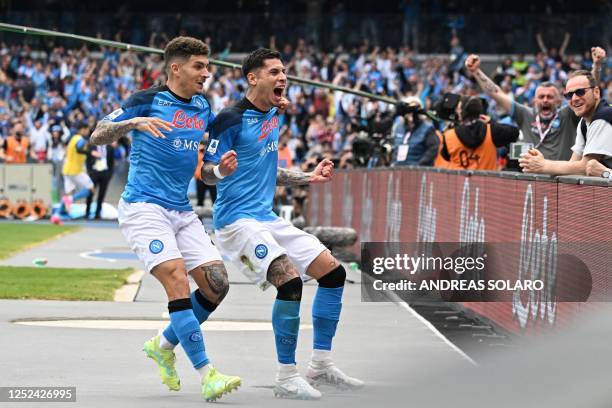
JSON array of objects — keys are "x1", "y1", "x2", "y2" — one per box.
[
  {"x1": 465, "y1": 48, "x2": 606, "y2": 161},
  {"x1": 520, "y1": 70, "x2": 612, "y2": 175},
  {"x1": 1, "y1": 122, "x2": 30, "y2": 163},
  {"x1": 85, "y1": 140, "x2": 115, "y2": 220},
  {"x1": 585, "y1": 158, "x2": 612, "y2": 180},
  {"x1": 391, "y1": 96, "x2": 438, "y2": 166},
  {"x1": 436, "y1": 96, "x2": 519, "y2": 170},
  {"x1": 24, "y1": 112, "x2": 51, "y2": 163}
]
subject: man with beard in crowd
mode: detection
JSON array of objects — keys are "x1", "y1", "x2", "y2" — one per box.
[{"x1": 464, "y1": 47, "x2": 606, "y2": 161}]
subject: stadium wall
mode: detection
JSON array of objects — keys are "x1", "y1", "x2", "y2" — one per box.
[{"x1": 309, "y1": 167, "x2": 612, "y2": 334}]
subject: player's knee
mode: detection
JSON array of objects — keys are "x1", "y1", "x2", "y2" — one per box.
[
  {"x1": 317, "y1": 264, "x2": 346, "y2": 288},
  {"x1": 276, "y1": 277, "x2": 303, "y2": 301},
  {"x1": 203, "y1": 263, "x2": 230, "y2": 302}
]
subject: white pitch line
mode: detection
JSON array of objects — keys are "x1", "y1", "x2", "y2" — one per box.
[
  {"x1": 79, "y1": 250, "x2": 117, "y2": 263},
  {"x1": 354, "y1": 267, "x2": 477, "y2": 366}
]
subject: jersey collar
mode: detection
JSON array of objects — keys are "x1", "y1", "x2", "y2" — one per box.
[
  {"x1": 163, "y1": 85, "x2": 192, "y2": 104},
  {"x1": 239, "y1": 97, "x2": 270, "y2": 114}
]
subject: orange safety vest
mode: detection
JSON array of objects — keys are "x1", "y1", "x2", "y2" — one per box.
[
  {"x1": 5, "y1": 136, "x2": 29, "y2": 163},
  {"x1": 436, "y1": 124, "x2": 498, "y2": 170},
  {"x1": 277, "y1": 146, "x2": 293, "y2": 169}
]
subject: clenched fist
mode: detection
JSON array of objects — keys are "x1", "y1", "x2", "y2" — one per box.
[{"x1": 465, "y1": 54, "x2": 481, "y2": 74}]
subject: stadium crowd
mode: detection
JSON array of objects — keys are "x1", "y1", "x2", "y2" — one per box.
[{"x1": 0, "y1": 33, "x2": 610, "y2": 216}]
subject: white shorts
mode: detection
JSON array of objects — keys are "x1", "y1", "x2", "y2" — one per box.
[
  {"x1": 118, "y1": 199, "x2": 221, "y2": 273},
  {"x1": 63, "y1": 172, "x2": 93, "y2": 194},
  {"x1": 215, "y1": 217, "x2": 327, "y2": 290}
]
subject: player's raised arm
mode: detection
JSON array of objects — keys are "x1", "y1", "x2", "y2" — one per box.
[{"x1": 276, "y1": 158, "x2": 334, "y2": 186}]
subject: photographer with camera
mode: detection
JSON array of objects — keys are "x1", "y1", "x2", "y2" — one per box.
[
  {"x1": 436, "y1": 96, "x2": 519, "y2": 170},
  {"x1": 350, "y1": 102, "x2": 395, "y2": 167},
  {"x1": 391, "y1": 96, "x2": 439, "y2": 166}
]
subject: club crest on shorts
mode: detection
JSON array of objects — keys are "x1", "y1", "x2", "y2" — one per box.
[
  {"x1": 149, "y1": 239, "x2": 164, "y2": 254},
  {"x1": 255, "y1": 244, "x2": 268, "y2": 259}
]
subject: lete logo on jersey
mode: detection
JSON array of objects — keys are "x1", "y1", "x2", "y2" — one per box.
[
  {"x1": 172, "y1": 109, "x2": 205, "y2": 129},
  {"x1": 258, "y1": 116, "x2": 279, "y2": 141}
]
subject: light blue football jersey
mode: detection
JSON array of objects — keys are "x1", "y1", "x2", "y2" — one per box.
[
  {"x1": 205, "y1": 98, "x2": 281, "y2": 229},
  {"x1": 103, "y1": 85, "x2": 215, "y2": 211}
]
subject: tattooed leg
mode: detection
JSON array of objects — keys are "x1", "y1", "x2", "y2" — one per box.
[
  {"x1": 190, "y1": 261, "x2": 230, "y2": 304},
  {"x1": 267, "y1": 254, "x2": 301, "y2": 288}
]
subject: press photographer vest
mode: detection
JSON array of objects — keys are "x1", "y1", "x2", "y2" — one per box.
[
  {"x1": 437, "y1": 124, "x2": 497, "y2": 170},
  {"x1": 5, "y1": 136, "x2": 29, "y2": 163}
]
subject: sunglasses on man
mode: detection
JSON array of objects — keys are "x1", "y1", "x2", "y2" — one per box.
[{"x1": 564, "y1": 87, "x2": 594, "y2": 100}]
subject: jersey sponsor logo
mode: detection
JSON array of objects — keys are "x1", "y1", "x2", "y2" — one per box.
[
  {"x1": 172, "y1": 109, "x2": 205, "y2": 130},
  {"x1": 255, "y1": 244, "x2": 268, "y2": 259},
  {"x1": 149, "y1": 239, "x2": 164, "y2": 254},
  {"x1": 106, "y1": 108, "x2": 124, "y2": 120},
  {"x1": 259, "y1": 140, "x2": 278, "y2": 157},
  {"x1": 157, "y1": 99, "x2": 172, "y2": 106},
  {"x1": 258, "y1": 116, "x2": 279, "y2": 141},
  {"x1": 207, "y1": 139, "x2": 219, "y2": 154},
  {"x1": 172, "y1": 138, "x2": 199, "y2": 151}
]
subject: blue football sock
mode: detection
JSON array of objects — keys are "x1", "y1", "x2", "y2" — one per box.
[
  {"x1": 312, "y1": 286, "x2": 344, "y2": 350},
  {"x1": 72, "y1": 188, "x2": 90, "y2": 202},
  {"x1": 163, "y1": 290, "x2": 215, "y2": 346},
  {"x1": 168, "y1": 299, "x2": 209, "y2": 369},
  {"x1": 272, "y1": 299, "x2": 301, "y2": 364}
]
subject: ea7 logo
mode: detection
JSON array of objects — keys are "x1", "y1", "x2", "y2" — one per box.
[
  {"x1": 157, "y1": 100, "x2": 172, "y2": 106},
  {"x1": 247, "y1": 118, "x2": 259, "y2": 125}
]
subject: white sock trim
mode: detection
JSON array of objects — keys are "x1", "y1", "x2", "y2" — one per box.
[
  {"x1": 277, "y1": 363, "x2": 298, "y2": 380},
  {"x1": 311, "y1": 349, "x2": 331, "y2": 363},
  {"x1": 197, "y1": 363, "x2": 211, "y2": 379},
  {"x1": 159, "y1": 333, "x2": 176, "y2": 350}
]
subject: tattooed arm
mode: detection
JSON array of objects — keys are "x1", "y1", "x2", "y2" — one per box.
[
  {"x1": 90, "y1": 117, "x2": 173, "y2": 146},
  {"x1": 201, "y1": 150, "x2": 238, "y2": 185},
  {"x1": 276, "y1": 158, "x2": 334, "y2": 186},
  {"x1": 276, "y1": 167, "x2": 311, "y2": 186},
  {"x1": 591, "y1": 46, "x2": 606, "y2": 84},
  {"x1": 464, "y1": 54, "x2": 513, "y2": 113}
]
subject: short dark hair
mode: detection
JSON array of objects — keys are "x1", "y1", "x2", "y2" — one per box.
[
  {"x1": 537, "y1": 81, "x2": 561, "y2": 94},
  {"x1": 242, "y1": 48, "x2": 282, "y2": 79},
  {"x1": 568, "y1": 69, "x2": 598, "y2": 87},
  {"x1": 461, "y1": 96, "x2": 483, "y2": 121},
  {"x1": 164, "y1": 36, "x2": 210, "y2": 73}
]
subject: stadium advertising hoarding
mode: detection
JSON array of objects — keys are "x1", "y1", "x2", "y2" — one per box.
[{"x1": 310, "y1": 168, "x2": 611, "y2": 333}]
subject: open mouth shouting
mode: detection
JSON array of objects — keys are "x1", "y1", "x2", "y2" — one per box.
[
  {"x1": 272, "y1": 85, "x2": 286, "y2": 104},
  {"x1": 539, "y1": 104, "x2": 554, "y2": 118}
]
